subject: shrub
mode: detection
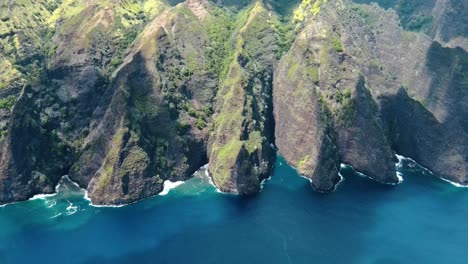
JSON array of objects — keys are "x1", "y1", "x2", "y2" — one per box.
[{"x1": 332, "y1": 36, "x2": 343, "y2": 52}]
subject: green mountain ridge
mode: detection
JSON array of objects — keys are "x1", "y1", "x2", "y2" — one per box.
[{"x1": 0, "y1": 0, "x2": 466, "y2": 205}]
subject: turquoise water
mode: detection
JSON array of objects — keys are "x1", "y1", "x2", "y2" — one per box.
[{"x1": 0, "y1": 156, "x2": 467, "y2": 264}]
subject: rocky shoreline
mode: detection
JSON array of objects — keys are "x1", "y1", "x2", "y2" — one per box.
[{"x1": 0, "y1": 0, "x2": 466, "y2": 206}]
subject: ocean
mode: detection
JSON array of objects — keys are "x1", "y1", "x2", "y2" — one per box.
[{"x1": 0, "y1": 156, "x2": 467, "y2": 264}]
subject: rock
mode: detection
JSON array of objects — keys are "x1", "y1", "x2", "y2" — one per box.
[
  {"x1": 208, "y1": 2, "x2": 278, "y2": 194},
  {"x1": 0, "y1": 0, "x2": 466, "y2": 205}
]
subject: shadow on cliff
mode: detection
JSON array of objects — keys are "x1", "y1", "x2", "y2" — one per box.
[
  {"x1": 380, "y1": 84, "x2": 467, "y2": 184},
  {"x1": 425, "y1": 41, "x2": 468, "y2": 133},
  {"x1": 0, "y1": 64, "x2": 108, "y2": 202}
]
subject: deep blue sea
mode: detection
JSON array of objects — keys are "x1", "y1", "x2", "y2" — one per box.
[{"x1": 0, "y1": 156, "x2": 467, "y2": 264}]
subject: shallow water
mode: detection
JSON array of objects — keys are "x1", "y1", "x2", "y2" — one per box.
[{"x1": 0, "y1": 156, "x2": 467, "y2": 264}]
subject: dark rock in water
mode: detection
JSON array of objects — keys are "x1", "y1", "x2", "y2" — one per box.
[{"x1": 0, "y1": 0, "x2": 466, "y2": 205}]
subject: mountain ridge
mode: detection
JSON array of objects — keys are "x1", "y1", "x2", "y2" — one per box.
[{"x1": 0, "y1": 0, "x2": 466, "y2": 205}]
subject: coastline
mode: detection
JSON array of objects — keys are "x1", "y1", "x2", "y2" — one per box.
[
  {"x1": 203, "y1": 164, "x2": 225, "y2": 194},
  {"x1": 396, "y1": 154, "x2": 468, "y2": 188},
  {"x1": 1, "y1": 156, "x2": 466, "y2": 209}
]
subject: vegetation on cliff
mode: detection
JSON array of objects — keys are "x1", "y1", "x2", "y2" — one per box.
[{"x1": 0, "y1": 0, "x2": 466, "y2": 205}]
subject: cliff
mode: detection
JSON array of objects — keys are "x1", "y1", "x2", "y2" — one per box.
[
  {"x1": 274, "y1": 0, "x2": 466, "y2": 191},
  {"x1": 0, "y1": 0, "x2": 466, "y2": 205}
]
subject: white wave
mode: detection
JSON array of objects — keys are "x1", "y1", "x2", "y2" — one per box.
[
  {"x1": 395, "y1": 154, "x2": 468, "y2": 188},
  {"x1": 203, "y1": 165, "x2": 224, "y2": 194},
  {"x1": 439, "y1": 177, "x2": 468, "y2": 188},
  {"x1": 46, "y1": 200, "x2": 57, "y2": 208},
  {"x1": 159, "y1": 180, "x2": 185, "y2": 196},
  {"x1": 82, "y1": 191, "x2": 126, "y2": 208},
  {"x1": 29, "y1": 193, "x2": 57, "y2": 200},
  {"x1": 26, "y1": 175, "x2": 70, "y2": 201},
  {"x1": 0, "y1": 200, "x2": 21, "y2": 208},
  {"x1": 260, "y1": 175, "x2": 272, "y2": 191},
  {"x1": 395, "y1": 154, "x2": 405, "y2": 167},
  {"x1": 298, "y1": 174, "x2": 313, "y2": 184},
  {"x1": 334, "y1": 171, "x2": 345, "y2": 191},
  {"x1": 66, "y1": 201, "x2": 78, "y2": 216},
  {"x1": 50, "y1": 212, "x2": 62, "y2": 219},
  {"x1": 298, "y1": 172, "x2": 344, "y2": 193},
  {"x1": 396, "y1": 172, "x2": 404, "y2": 183},
  {"x1": 83, "y1": 191, "x2": 91, "y2": 202},
  {"x1": 339, "y1": 161, "x2": 403, "y2": 186},
  {"x1": 62, "y1": 175, "x2": 81, "y2": 189}
]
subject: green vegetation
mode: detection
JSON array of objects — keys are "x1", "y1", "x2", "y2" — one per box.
[
  {"x1": 96, "y1": 126, "x2": 125, "y2": 192},
  {"x1": 196, "y1": 117, "x2": 206, "y2": 130},
  {"x1": 352, "y1": 0, "x2": 435, "y2": 33},
  {"x1": 0, "y1": 95, "x2": 17, "y2": 110},
  {"x1": 205, "y1": 7, "x2": 235, "y2": 78},
  {"x1": 351, "y1": 5, "x2": 378, "y2": 27},
  {"x1": 47, "y1": 0, "x2": 86, "y2": 27},
  {"x1": 332, "y1": 36, "x2": 343, "y2": 52},
  {"x1": 0, "y1": 58, "x2": 23, "y2": 89},
  {"x1": 209, "y1": 2, "x2": 278, "y2": 190},
  {"x1": 213, "y1": 138, "x2": 243, "y2": 186},
  {"x1": 293, "y1": 0, "x2": 328, "y2": 23},
  {"x1": 406, "y1": 15, "x2": 433, "y2": 33},
  {"x1": 298, "y1": 155, "x2": 311, "y2": 171},
  {"x1": 271, "y1": 19, "x2": 294, "y2": 59},
  {"x1": 308, "y1": 66, "x2": 320, "y2": 84}
]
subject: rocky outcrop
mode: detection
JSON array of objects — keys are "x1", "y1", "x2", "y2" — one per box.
[
  {"x1": 70, "y1": 3, "x2": 216, "y2": 205},
  {"x1": 208, "y1": 2, "x2": 280, "y2": 194},
  {"x1": 274, "y1": 0, "x2": 466, "y2": 191},
  {"x1": 0, "y1": 0, "x2": 168, "y2": 204},
  {"x1": 273, "y1": 32, "x2": 341, "y2": 192},
  {"x1": 275, "y1": 0, "x2": 399, "y2": 190}
]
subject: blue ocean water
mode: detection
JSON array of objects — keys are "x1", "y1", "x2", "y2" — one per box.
[{"x1": 0, "y1": 156, "x2": 467, "y2": 264}]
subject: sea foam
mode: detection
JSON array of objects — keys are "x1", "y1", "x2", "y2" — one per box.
[
  {"x1": 203, "y1": 164, "x2": 224, "y2": 194},
  {"x1": 66, "y1": 201, "x2": 78, "y2": 216},
  {"x1": 396, "y1": 154, "x2": 468, "y2": 188},
  {"x1": 159, "y1": 180, "x2": 185, "y2": 196},
  {"x1": 396, "y1": 155, "x2": 468, "y2": 188},
  {"x1": 29, "y1": 193, "x2": 57, "y2": 200}
]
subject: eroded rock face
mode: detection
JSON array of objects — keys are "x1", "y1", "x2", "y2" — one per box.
[
  {"x1": 0, "y1": 0, "x2": 169, "y2": 204},
  {"x1": 351, "y1": 0, "x2": 467, "y2": 50},
  {"x1": 70, "y1": 4, "x2": 215, "y2": 205},
  {"x1": 274, "y1": 0, "x2": 466, "y2": 191},
  {"x1": 273, "y1": 33, "x2": 341, "y2": 192},
  {"x1": 0, "y1": 0, "x2": 466, "y2": 205},
  {"x1": 208, "y1": 2, "x2": 279, "y2": 194}
]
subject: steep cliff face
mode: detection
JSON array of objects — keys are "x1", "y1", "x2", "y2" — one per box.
[
  {"x1": 0, "y1": 0, "x2": 466, "y2": 205},
  {"x1": 274, "y1": 0, "x2": 466, "y2": 190},
  {"x1": 208, "y1": 2, "x2": 283, "y2": 194},
  {"x1": 70, "y1": 2, "x2": 217, "y2": 205},
  {"x1": 273, "y1": 30, "x2": 341, "y2": 191},
  {"x1": 430, "y1": 0, "x2": 467, "y2": 49},
  {"x1": 352, "y1": 0, "x2": 467, "y2": 50},
  {"x1": 275, "y1": 0, "x2": 398, "y2": 190},
  {"x1": 0, "y1": 0, "x2": 168, "y2": 204}
]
